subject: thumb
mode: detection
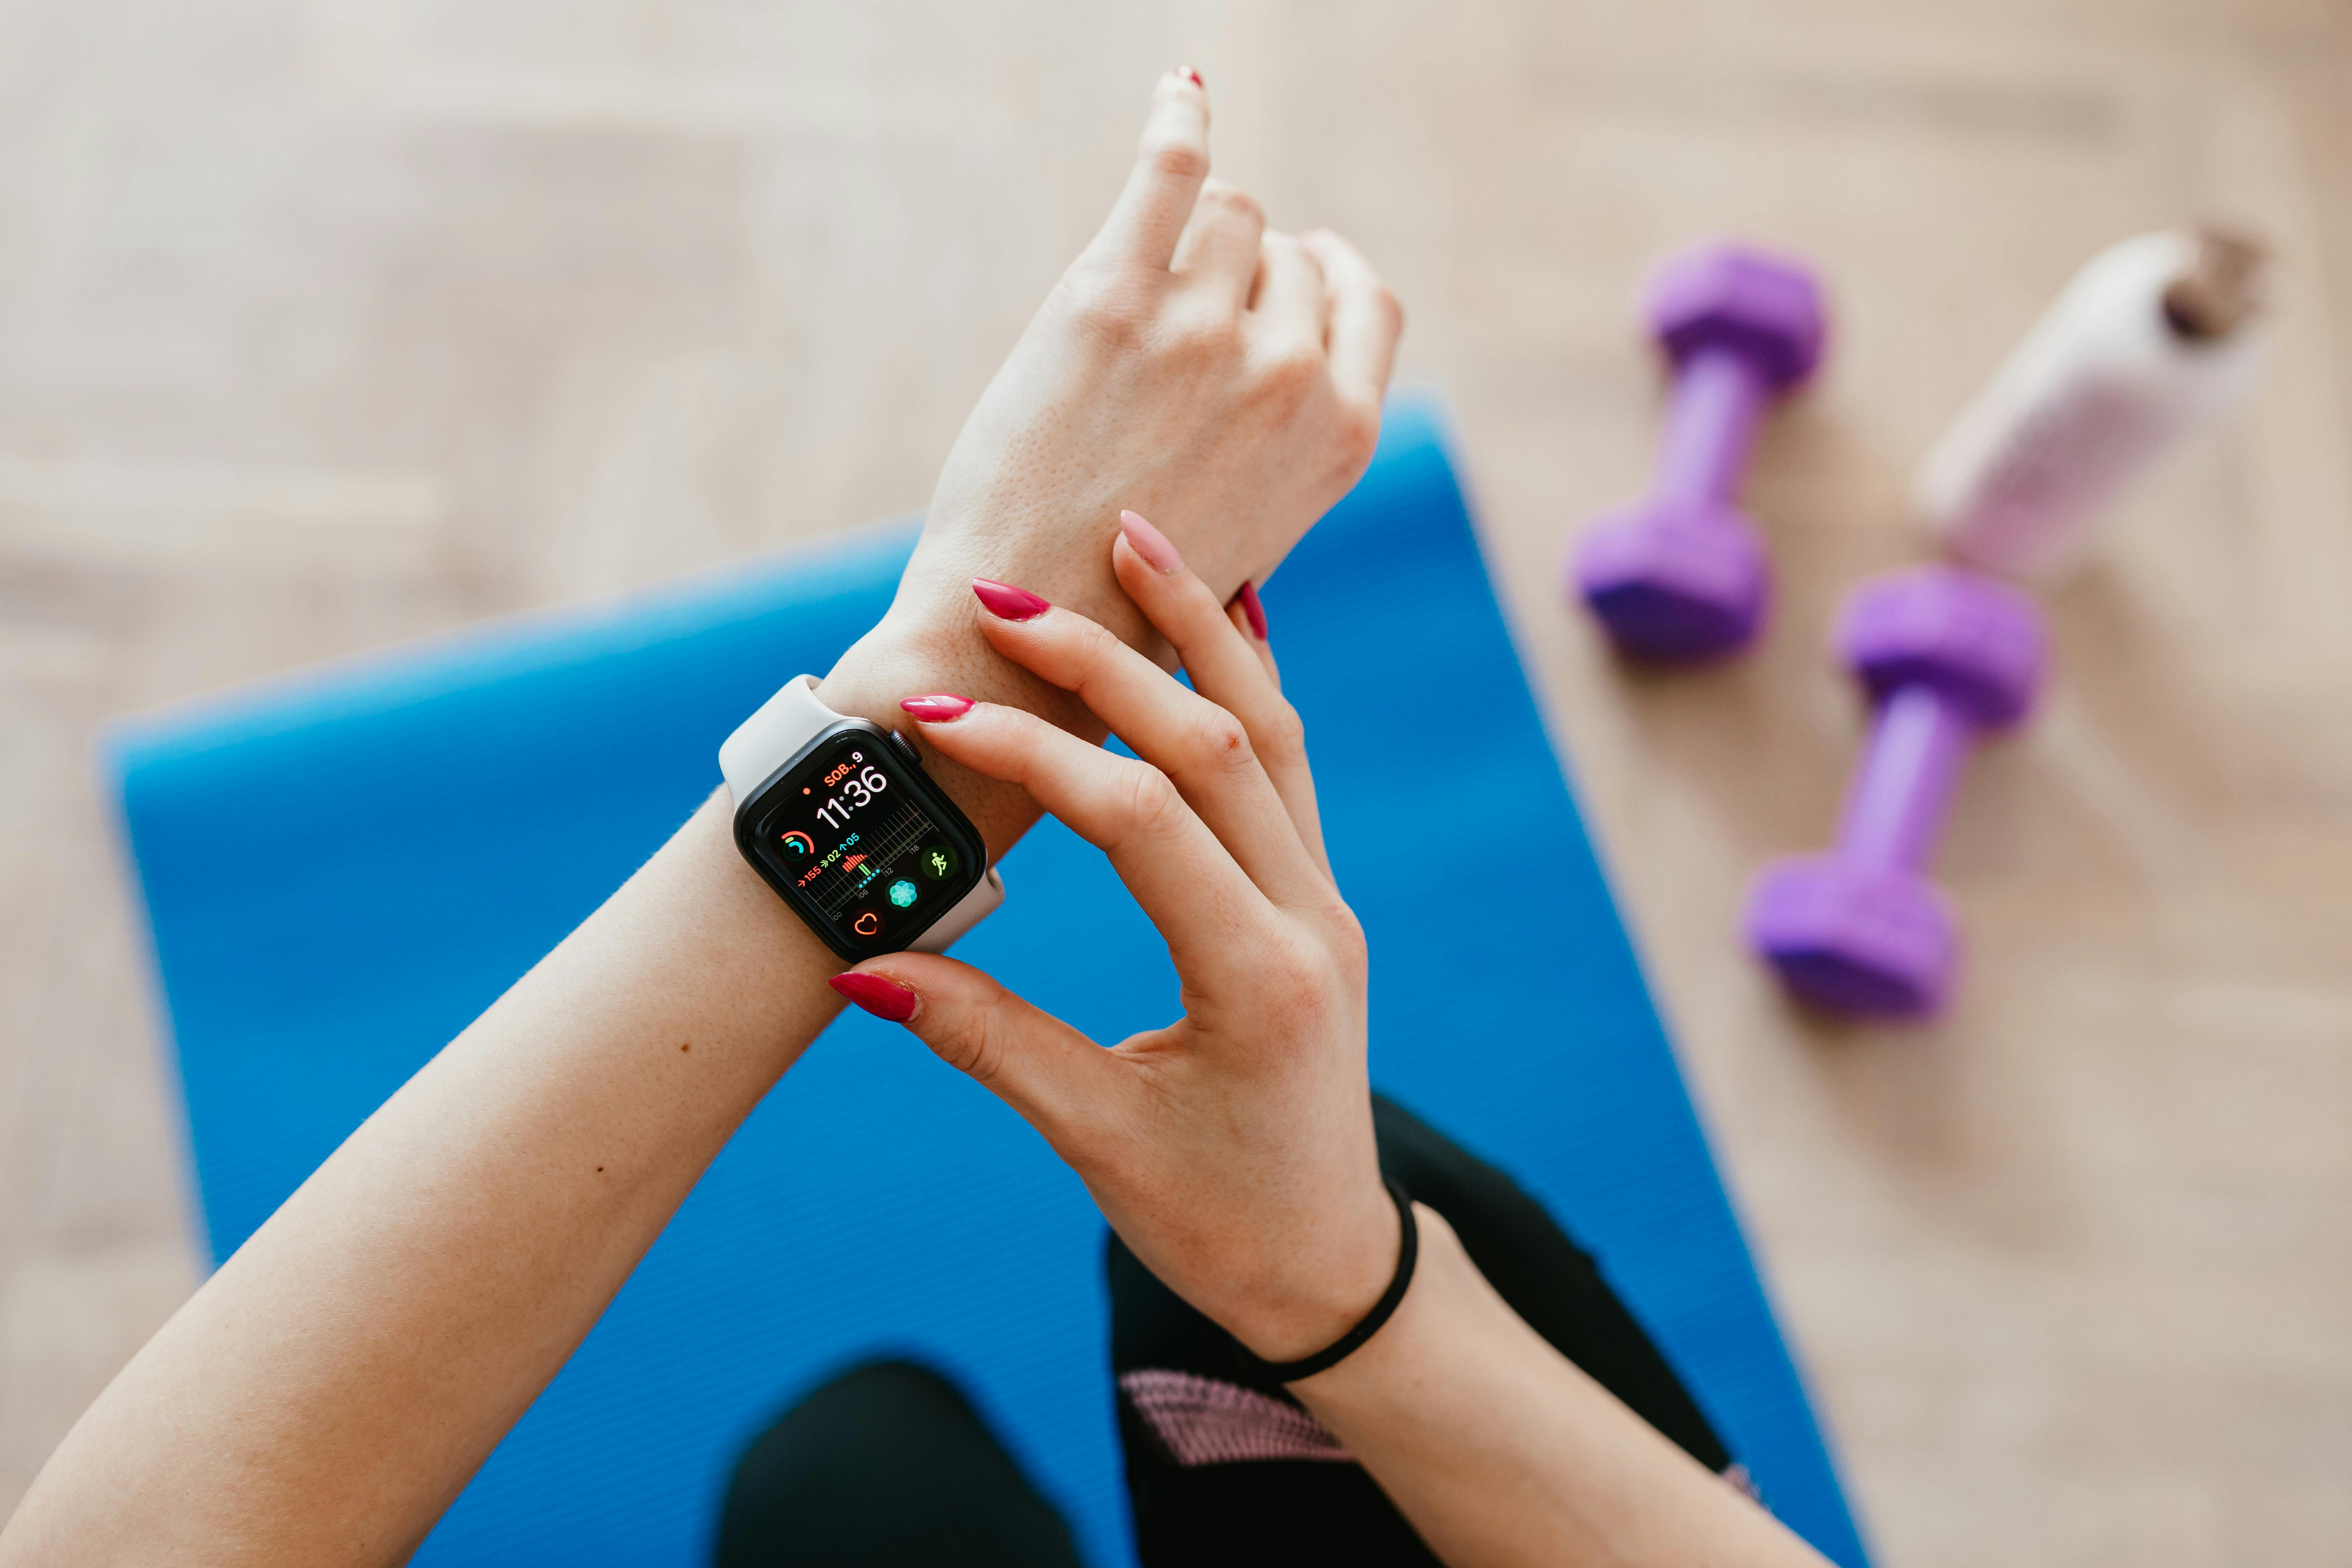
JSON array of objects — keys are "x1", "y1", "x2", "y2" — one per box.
[{"x1": 830, "y1": 954, "x2": 1115, "y2": 1141}]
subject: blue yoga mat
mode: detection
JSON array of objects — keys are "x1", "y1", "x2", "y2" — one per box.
[{"x1": 110, "y1": 397, "x2": 1867, "y2": 1568}]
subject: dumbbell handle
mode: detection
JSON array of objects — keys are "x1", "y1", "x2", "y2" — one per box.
[
  {"x1": 1652, "y1": 345, "x2": 1772, "y2": 509},
  {"x1": 1832, "y1": 684, "x2": 1977, "y2": 873}
]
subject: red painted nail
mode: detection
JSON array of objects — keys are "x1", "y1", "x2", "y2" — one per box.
[
  {"x1": 831, "y1": 972, "x2": 921, "y2": 1024},
  {"x1": 972, "y1": 578, "x2": 1051, "y2": 622},
  {"x1": 1177, "y1": 65, "x2": 1204, "y2": 89},
  {"x1": 900, "y1": 694, "x2": 975, "y2": 722},
  {"x1": 1235, "y1": 581, "x2": 1268, "y2": 640},
  {"x1": 1119, "y1": 510, "x2": 1185, "y2": 575}
]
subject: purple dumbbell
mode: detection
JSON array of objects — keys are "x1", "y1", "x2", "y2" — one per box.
[
  {"x1": 1744, "y1": 566, "x2": 2047, "y2": 1017},
  {"x1": 1568, "y1": 244, "x2": 1828, "y2": 660}
]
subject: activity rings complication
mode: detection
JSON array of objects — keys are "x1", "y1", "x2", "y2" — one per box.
[{"x1": 721, "y1": 675, "x2": 1003, "y2": 960}]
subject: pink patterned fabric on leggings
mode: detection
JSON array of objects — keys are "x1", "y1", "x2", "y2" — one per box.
[{"x1": 1119, "y1": 1369, "x2": 1356, "y2": 1466}]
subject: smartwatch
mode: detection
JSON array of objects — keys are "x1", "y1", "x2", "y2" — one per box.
[{"x1": 720, "y1": 675, "x2": 1003, "y2": 960}]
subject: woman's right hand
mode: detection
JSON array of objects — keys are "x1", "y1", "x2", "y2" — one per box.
[
  {"x1": 861, "y1": 67, "x2": 1403, "y2": 672},
  {"x1": 834, "y1": 517, "x2": 1839, "y2": 1568},
  {"x1": 816, "y1": 69, "x2": 1400, "y2": 860},
  {"x1": 833, "y1": 510, "x2": 1399, "y2": 1363}
]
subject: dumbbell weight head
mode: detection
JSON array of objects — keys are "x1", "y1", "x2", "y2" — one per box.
[
  {"x1": 1646, "y1": 244, "x2": 1829, "y2": 390},
  {"x1": 1837, "y1": 564, "x2": 2045, "y2": 729},
  {"x1": 1570, "y1": 245, "x2": 1828, "y2": 661},
  {"x1": 1744, "y1": 858, "x2": 1959, "y2": 1017},
  {"x1": 1745, "y1": 567, "x2": 2046, "y2": 1017},
  {"x1": 1571, "y1": 497, "x2": 1772, "y2": 659}
]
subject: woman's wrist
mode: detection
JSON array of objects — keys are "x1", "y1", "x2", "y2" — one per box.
[
  {"x1": 1285, "y1": 1203, "x2": 1486, "y2": 1404},
  {"x1": 1214, "y1": 1183, "x2": 1409, "y2": 1367},
  {"x1": 684, "y1": 534, "x2": 1144, "y2": 995},
  {"x1": 813, "y1": 569, "x2": 1134, "y2": 859},
  {"x1": 1286, "y1": 1206, "x2": 1828, "y2": 1567},
  {"x1": 816, "y1": 622, "x2": 1055, "y2": 859}
]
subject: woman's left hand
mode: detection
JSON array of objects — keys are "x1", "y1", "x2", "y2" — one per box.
[{"x1": 833, "y1": 511, "x2": 1394, "y2": 1363}]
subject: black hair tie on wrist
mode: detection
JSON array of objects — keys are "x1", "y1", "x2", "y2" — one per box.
[{"x1": 1247, "y1": 1178, "x2": 1419, "y2": 1384}]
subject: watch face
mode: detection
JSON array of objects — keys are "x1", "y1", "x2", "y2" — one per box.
[{"x1": 742, "y1": 726, "x2": 986, "y2": 956}]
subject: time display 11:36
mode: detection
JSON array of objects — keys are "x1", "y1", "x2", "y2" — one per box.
[{"x1": 812, "y1": 761, "x2": 890, "y2": 830}]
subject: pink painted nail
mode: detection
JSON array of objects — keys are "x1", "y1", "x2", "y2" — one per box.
[
  {"x1": 1177, "y1": 65, "x2": 1204, "y2": 89},
  {"x1": 1119, "y1": 510, "x2": 1185, "y2": 575},
  {"x1": 1235, "y1": 581, "x2": 1268, "y2": 640},
  {"x1": 831, "y1": 972, "x2": 921, "y2": 1023},
  {"x1": 972, "y1": 578, "x2": 1051, "y2": 622},
  {"x1": 900, "y1": 694, "x2": 976, "y2": 722}
]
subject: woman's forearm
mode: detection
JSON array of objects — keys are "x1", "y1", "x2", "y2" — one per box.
[
  {"x1": 1294, "y1": 1210, "x2": 1831, "y2": 1568},
  {"x1": 0, "y1": 608, "x2": 1097, "y2": 1567},
  {"x1": 2, "y1": 789, "x2": 833, "y2": 1565}
]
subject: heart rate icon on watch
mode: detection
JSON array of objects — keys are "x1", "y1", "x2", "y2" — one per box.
[{"x1": 851, "y1": 911, "x2": 883, "y2": 939}]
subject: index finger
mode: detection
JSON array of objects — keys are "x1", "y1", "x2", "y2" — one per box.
[
  {"x1": 902, "y1": 698, "x2": 1277, "y2": 985},
  {"x1": 1084, "y1": 69, "x2": 1212, "y2": 272},
  {"x1": 1112, "y1": 515, "x2": 1331, "y2": 879},
  {"x1": 966, "y1": 585, "x2": 1331, "y2": 911}
]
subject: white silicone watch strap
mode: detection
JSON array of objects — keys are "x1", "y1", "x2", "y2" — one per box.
[
  {"x1": 718, "y1": 674, "x2": 837, "y2": 804},
  {"x1": 719, "y1": 674, "x2": 1002, "y2": 953},
  {"x1": 906, "y1": 862, "x2": 1004, "y2": 955}
]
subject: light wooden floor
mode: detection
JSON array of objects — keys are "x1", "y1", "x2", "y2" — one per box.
[{"x1": 4, "y1": 2, "x2": 2348, "y2": 1562}]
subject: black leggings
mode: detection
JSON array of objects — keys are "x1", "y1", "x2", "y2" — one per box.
[{"x1": 714, "y1": 1096, "x2": 1736, "y2": 1567}]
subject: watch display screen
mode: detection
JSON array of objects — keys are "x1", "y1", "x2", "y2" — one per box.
[{"x1": 748, "y1": 729, "x2": 983, "y2": 953}]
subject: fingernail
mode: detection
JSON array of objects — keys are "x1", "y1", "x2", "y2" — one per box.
[
  {"x1": 1235, "y1": 581, "x2": 1268, "y2": 640},
  {"x1": 831, "y1": 972, "x2": 921, "y2": 1024},
  {"x1": 900, "y1": 694, "x2": 975, "y2": 723},
  {"x1": 1176, "y1": 65, "x2": 1204, "y2": 89},
  {"x1": 1119, "y1": 510, "x2": 1185, "y2": 575},
  {"x1": 972, "y1": 578, "x2": 1051, "y2": 622}
]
